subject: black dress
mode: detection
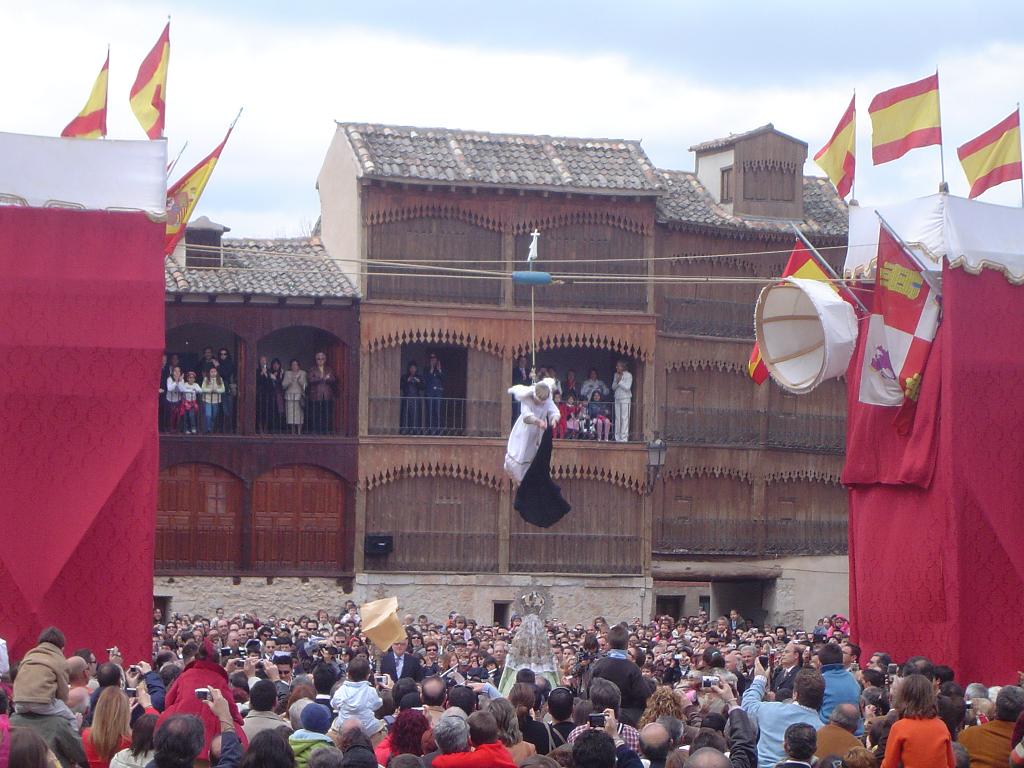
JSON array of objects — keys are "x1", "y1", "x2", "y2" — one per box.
[{"x1": 514, "y1": 427, "x2": 571, "y2": 528}]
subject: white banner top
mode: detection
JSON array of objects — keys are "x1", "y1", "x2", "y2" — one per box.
[{"x1": 0, "y1": 132, "x2": 167, "y2": 215}]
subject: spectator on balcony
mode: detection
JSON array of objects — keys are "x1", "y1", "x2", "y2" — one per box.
[
  {"x1": 256, "y1": 357, "x2": 285, "y2": 433},
  {"x1": 165, "y1": 367, "x2": 183, "y2": 433},
  {"x1": 562, "y1": 369, "x2": 579, "y2": 400},
  {"x1": 283, "y1": 360, "x2": 308, "y2": 435},
  {"x1": 552, "y1": 392, "x2": 568, "y2": 439},
  {"x1": 159, "y1": 354, "x2": 179, "y2": 431},
  {"x1": 546, "y1": 366, "x2": 563, "y2": 398},
  {"x1": 612, "y1": 361, "x2": 633, "y2": 443},
  {"x1": 179, "y1": 372, "x2": 203, "y2": 435},
  {"x1": 195, "y1": 347, "x2": 218, "y2": 379},
  {"x1": 202, "y1": 368, "x2": 226, "y2": 435},
  {"x1": 587, "y1": 392, "x2": 612, "y2": 442},
  {"x1": 579, "y1": 369, "x2": 610, "y2": 402},
  {"x1": 512, "y1": 355, "x2": 531, "y2": 423},
  {"x1": 562, "y1": 394, "x2": 581, "y2": 439},
  {"x1": 400, "y1": 361, "x2": 424, "y2": 435},
  {"x1": 218, "y1": 349, "x2": 237, "y2": 433},
  {"x1": 307, "y1": 352, "x2": 339, "y2": 434},
  {"x1": 424, "y1": 353, "x2": 445, "y2": 435}
]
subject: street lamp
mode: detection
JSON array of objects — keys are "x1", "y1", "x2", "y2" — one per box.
[{"x1": 646, "y1": 434, "x2": 667, "y2": 493}]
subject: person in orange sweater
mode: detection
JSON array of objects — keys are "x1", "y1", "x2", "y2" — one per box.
[{"x1": 880, "y1": 673, "x2": 954, "y2": 768}]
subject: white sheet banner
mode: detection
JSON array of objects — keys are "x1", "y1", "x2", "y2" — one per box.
[{"x1": 0, "y1": 132, "x2": 167, "y2": 214}]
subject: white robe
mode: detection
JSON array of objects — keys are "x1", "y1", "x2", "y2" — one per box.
[{"x1": 504, "y1": 379, "x2": 560, "y2": 484}]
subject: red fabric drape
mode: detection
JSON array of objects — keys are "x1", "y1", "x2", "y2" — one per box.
[
  {"x1": 845, "y1": 264, "x2": 1024, "y2": 683},
  {"x1": 0, "y1": 207, "x2": 164, "y2": 665}
]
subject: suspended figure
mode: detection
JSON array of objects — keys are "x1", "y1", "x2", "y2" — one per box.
[{"x1": 504, "y1": 378, "x2": 571, "y2": 527}]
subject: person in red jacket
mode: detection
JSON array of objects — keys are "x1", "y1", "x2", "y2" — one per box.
[
  {"x1": 433, "y1": 710, "x2": 517, "y2": 768},
  {"x1": 156, "y1": 640, "x2": 246, "y2": 762}
]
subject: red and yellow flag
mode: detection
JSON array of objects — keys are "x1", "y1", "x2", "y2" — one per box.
[
  {"x1": 957, "y1": 109, "x2": 1022, "y2": 199},
  {"x1": 61, "y1": 51, "x2": 109, "y2": 139},
  {"x1": 130, "y1": 22, "x2": 170, "y2": 139},
  {"x1": 868, "y1": 73, "x2": 941, "y2": 165},
  {"x1": 814, "y1": 94, "x2": 856, "y2": 198},
  {"x1": 748, "y1": 241, "x2": 835, "y2": 385},
  {"x1": 165, "y1": 124, "x2": 235, "y2": 255}
]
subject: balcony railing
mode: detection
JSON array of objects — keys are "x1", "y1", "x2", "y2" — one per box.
[
  {"x1": 660, "y1": 298, "x2": 755, "y2": 339},
  {"x1": 514, "y1": 280, "x2": 647, "y2": 312},
  {"x1": 663, "y1": 407, "x2": 761, "y2": 448},
  {"x1": 654, "y1": 518, "x2": 848, "y2": 556},
  {"x1": 510, "y1": 532, "x2": 642, "y2": 574},
  {"x1": 256, "y1": 395, "x2": 339, "y2": 435},
  {"x1": 663, "y1": 407, "x2": 845, "y2": 454},
  {"x1": 160, "y1": 393, "x2": 237, "y2": 435},
  {"x1": 365, "y1": 531, "x2": 499, "y2": 573},
  {"x1": 368, "y1": 268, "x2": 502, "y2": 306},
  {"x1": 766, "y1": 412, "x2": 845, "y2": 453},
  {"x1": 368, "y1": 396, "x2": 502, "y2": 437}
]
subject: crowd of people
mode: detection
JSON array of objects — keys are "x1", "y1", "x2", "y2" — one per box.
[
  {"x1": 159, "y1": 348, "x2": 341, "y2": 436},
  {"x1": 511, "y1": 357, "x2": 634, "y2": 443},
  {"x1": 2, "y1": 606, "x2": 1022, "y2": 768}
]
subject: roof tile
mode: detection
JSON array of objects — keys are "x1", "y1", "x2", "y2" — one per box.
[
  {"x1": 165, "y1": 238, "x2": 358, "y2": 299},
  {"x1": 339, "y1": 122, "x2": 663, "y2": 194}
]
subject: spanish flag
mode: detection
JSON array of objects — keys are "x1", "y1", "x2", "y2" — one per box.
[
  {"x1": 869, "y1": 73, "x2": 942, "y2": 165},
  {"x1": 61, "y1": 51, "x2": 109, "y2": 139},
  {"x1": 957, "y1": 109, "x2": 1022, "y2": 199},
  {"x1": 165, "y1": 123, "x2": 235, "y2": 255},
  {"x1": 748, "y1": 241, "x2": 835, "y2": 385},
  {"x1": 813, "y1": 95, "x2": 856, "y2": 198},
  {"x1": 130, "y1": 22, "x2": 170, "y2": 139}
]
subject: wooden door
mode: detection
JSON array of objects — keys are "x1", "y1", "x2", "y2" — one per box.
[
  {"x1": 156, "y1": 463, "x2": 241, "y2": 571},
  {"x1": 251, "y1": 465, "x2": 347, "y2": 571}
]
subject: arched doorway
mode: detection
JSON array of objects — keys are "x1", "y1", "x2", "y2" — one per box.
[
  {"x1": 156, "y1": 463, "x2": 242, "y2": 571},
  {"x1": 164, "y1": 323, "x2": 244, "y2": 434},
  {"x1": 255, "y1": 327, "x2": 347, "y2": 435},
  {"x1": 251, "y1": 465, "x2": 350, "y2": 572}
]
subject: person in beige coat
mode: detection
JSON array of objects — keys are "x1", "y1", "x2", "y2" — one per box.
[{"x1": 13, "y1": 626, "x2": 77, "y2": 730}]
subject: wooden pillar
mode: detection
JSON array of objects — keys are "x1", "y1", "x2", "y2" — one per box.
[
  {"x1": 239, "y1": 334, "x2": 257, "y2": 436},
  {"x1": 358, "y1": 345, "x2": 370, "y2": 438},
  {"x1": 751, "y1": 467, "x2": 767, "y2": 557},
  {"x1": 498, "y1": 481, "x2": 511, "y2": 573},
  {"x1": 239, "y1": 479, "x2": 253, "y2": 570},
  {"x1": 353, "y1": 485, "x2": 366, "y2": 573},
  {"x1": 641, "y1": 483, "x2": 654, "y2": 575},
  {"x1": 502, "y1": 231, "x2": 515, "y2": 309},
  {"x1": 644, "y1": 231, "x2": 656, "y2": 315}
]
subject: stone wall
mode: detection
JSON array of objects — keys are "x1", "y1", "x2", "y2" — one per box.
[{"x1": 154, "y1": 572, "x2": 653, "y2": 625}]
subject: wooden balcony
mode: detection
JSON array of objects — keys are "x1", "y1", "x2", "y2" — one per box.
[
  {"x1": 663, "y1": 407, "x2": 845, "y2": 455},
  {"x1": 659, "y1": 298, "x2": 755, "y2": 339},
  {"x1": 654, "y1": 517, "x2": 847, "y2": 556}
]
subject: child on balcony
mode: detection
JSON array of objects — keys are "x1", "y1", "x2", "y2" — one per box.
[
  {"x1": 587, "y1": 391, "x2": 612, "y2": 442},
  {"x1": 178, "y1": 371, "x2": 202, "y2": 434},
  {"x1": 553, "y1": 392, "x2": 568, "y2": 439},
  {"x1": 563, "y1": 393, "x2": 581, "y2": 439}
]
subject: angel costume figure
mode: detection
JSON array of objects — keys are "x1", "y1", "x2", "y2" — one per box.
[
  {"x1": 498, "y1": 591, "x2": 561, "y2": 695},
  {"x1": 504, "y1": 378, "x2": 571, "y2": 527}
]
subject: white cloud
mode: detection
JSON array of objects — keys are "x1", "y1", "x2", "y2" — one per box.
[{"x1": 3, "y1": 2, "x2": 1024, "y2": 236}]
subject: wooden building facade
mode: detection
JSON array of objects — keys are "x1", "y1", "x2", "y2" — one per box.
[{"x1": 155, "y1": 123, "x2": 851, "y2": 627}]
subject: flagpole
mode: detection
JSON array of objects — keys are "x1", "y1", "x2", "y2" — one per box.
[
  {"x1": 936, "y1": 68, "x2": 948, "y2": 192},
  {"x1": 167, "y1": 141, "x2": 188, "y2": 177},
  {"x1": 788, "y1": 223, "x2": 869, "y2": 315},
  {"x1": 1018, "y1": 104, "x2": 1023, "y2": 208}
]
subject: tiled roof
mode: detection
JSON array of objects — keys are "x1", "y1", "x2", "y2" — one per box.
[
  {"x1": 689, "y1": 123, "x2": 808, "y2": 154},
  {"x1": 165, "y1": 238, "x2": 358, "y2": 299},
  {"x1": 655, "y1": 170, "x2": 848, "y2": 239},
  {"x1": 339, "y1": 122, "x2": 664, "y2": 194}
]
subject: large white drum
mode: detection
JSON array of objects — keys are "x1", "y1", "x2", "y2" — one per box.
[{"x1": 754, "y1": 277, "x2": 858, "y2": 394}]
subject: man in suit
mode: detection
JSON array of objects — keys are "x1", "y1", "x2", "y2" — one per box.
[
  {"x1": 771, "y1": 642, "x2": 803, "y2": 701},
  {"x1": 380, "y1": 638, "x2": 423, "y2": 683}
]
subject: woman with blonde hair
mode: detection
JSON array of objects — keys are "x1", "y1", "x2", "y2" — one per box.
[
  {"x1": 637, "y1": 685, "x2": 685, "y2": 728},
  {"x1": 81, "y1": 687, "x2": 132, "y2": 767},
  {"x1": 489, "y1": 697, "x2": 536, "y2": 763},
  {"x1": 880, "y1": 674, "x2": 954, "y2": 768}
]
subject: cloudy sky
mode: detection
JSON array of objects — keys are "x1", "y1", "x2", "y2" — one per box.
[{"x1": 4, "y1": 0, "x2": 1024, "y2": 236}]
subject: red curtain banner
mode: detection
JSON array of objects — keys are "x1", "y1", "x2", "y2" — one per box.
[
  {"x1": 0, "y1": 206, "x2": 164, "y2": 665},
  {"x1": 844, "y1": 264, "x2": 1024, "y2": 684}
]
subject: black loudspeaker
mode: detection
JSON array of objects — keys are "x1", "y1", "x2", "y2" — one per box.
[{"x1": 364, "y1": 534, "x2": 393, "y2": 555}]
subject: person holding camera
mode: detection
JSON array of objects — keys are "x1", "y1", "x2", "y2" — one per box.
[{"x1": 741, "y1": 657, "x2": 826, "y2": 768}]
